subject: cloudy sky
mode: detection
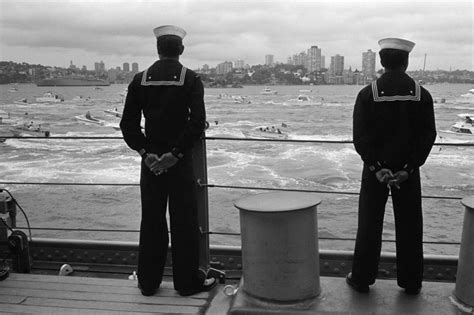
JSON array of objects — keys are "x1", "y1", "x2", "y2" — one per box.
[{"x1": 0, "y1": 0, "x2": 472, "y2": 72}]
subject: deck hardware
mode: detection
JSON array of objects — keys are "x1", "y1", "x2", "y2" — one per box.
[
  {"x1": 224, "y1": 284, "x2": 239, "y2": 296},
  {"x1": 59, "y1": 263, "x2": 73, "y2": 276}
]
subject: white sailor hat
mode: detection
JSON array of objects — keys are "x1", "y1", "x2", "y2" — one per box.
[
  {"x1": 378, "y1": 38, "x2": 415, "y2": 52},
  {"x1": 153, "y1": 25, "x2": 186, "y2": 39}
]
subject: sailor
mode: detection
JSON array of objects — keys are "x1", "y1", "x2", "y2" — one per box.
[
  {"x1": 120, "y1": 25, "x2": 215, "y2": 297},
  {"x1": 346, "y1": 38, "x2": 436, "y2": 295}
]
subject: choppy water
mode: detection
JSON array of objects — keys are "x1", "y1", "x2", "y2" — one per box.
[{"x1": 0, "y1": 83, "x2": 473, "y2": 255}]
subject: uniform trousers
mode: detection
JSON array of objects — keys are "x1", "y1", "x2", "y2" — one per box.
[
  {"x1": 351, "y1": 164, "x2": 424, "y2": 289},
  {"x1": 137, "y1": 153, "x2": 202, "y2": 292}
]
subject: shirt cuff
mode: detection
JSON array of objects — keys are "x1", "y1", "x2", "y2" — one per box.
[
  {"x1": 402, "y1": 163, "x2": 415, "y2": 174},
  {"x1": 368, "y1": 161, "x2": 383, "y2": 173},
  {"x1": 171, "y1": 147, "x2": 184, "y2": 159}
]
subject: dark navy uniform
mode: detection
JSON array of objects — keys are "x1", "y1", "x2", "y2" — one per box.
[
  {"x1": 351, "y1": 70, "x2": 436, "y2": 289},
  {"x1": 120, "y1": 59, "x2": 206, "y2": 293}
]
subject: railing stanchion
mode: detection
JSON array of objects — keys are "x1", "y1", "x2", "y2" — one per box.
[
  {"x1": 454, "y1": 196, "x2": 474, "y2": 308},
  {"x1": 193, "y1": 134, "x2": 211, "y2": 278}
]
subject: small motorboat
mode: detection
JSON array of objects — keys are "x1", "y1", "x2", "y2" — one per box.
[
  {"x1": 260, "y1": 87, "x2": 278, "y2": 95},
  {"x1": 35, "y1": 92, "x2": 64, "y2": 103},
  {"x1": 460, "y1": 89, "x2": 474, "y2": 98},
  {"x1": 232, "y1": 96, "x2": 251, "y2": 104},
  {"x1": 104, "y1": 108, "x2": 122, "y2": 118},
  {"x1": 438, "y1": 113, "x2": 474, "y2": 140},
  {"x1": 242, "y1": 126, "x2": 288, "y2": 140},
  {"x1": 14, "y1": 121, "x2": 50, "y2": 137},
  {"x1": 75, "y1": 113, "x2": 105, "y2": 126},
  {"x1": 297, "y1": 94, "x2": 311, "y2": 101},
  {"x1": 14, "y1": 98, "x2": 28, "y2": 104}
]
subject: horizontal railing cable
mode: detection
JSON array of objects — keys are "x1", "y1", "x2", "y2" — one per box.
[
  {"x1": 1, "y1": 136, "x2": 124, "y2": 140},
  {"x1": 2, "y1": 135, "x2": 473, "y2": 146},
  {"x1": 0, "y1": 181, "x2": 139, "y2": 187},
  {"x1": 14, "y1": 227, "x2": 138, "y2": 233},
  {"x1": 12, "y1": 226, "x2": 461, "y2": 245},
  {"x1": 201, "y1": 183, "x2": 464, "y2": 200},
  {"x1": 0, "y1": 181, "x2": 464, "y2": 200}
]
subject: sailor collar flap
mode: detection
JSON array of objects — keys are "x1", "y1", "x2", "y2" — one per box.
[
  {"x1": 371, "y1": 78, "x2": 421, "y2": 102},
  {"x1": 141, "y1": 65, "x2": 187, "y2": 86}
]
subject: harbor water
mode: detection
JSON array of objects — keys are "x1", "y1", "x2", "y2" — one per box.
[{"x1": 0, "y1": 83, "x2": 473, "y2": 255}]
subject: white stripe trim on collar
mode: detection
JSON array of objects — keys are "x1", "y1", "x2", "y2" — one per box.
[
  {"x1": 141, "y1": 66, "x2": 187, "y2": 86},
  {"x1": 372, "y1": 80, "x2": 421, "y2": 102}
]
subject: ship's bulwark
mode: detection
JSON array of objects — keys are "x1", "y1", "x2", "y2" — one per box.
[{"x1": 36, "y1": 78, "x2": 110, "y2": 86}]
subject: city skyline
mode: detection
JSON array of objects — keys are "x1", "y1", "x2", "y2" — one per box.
[{"x1": 1, "y1": 0, "x2": 472, "y2": 72}]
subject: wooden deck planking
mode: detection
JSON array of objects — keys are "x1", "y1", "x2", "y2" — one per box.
[
  {"x1": 21, "y1": 297, "x2": 199, "y2": 314},
  {"x1": 0, "y1": 273, "x2": 213, "y2": 314},
  {"x1": 0, "y1": 303, "x2": 157, "y2": 315}
]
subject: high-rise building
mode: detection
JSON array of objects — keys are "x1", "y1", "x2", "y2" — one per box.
[
  {"x1": 321, "y1": 56, "x2": 326, "y2": 69},
  {"x1": 307, "y1": 46, "x2": 322, "y2": 72},
  {"x1": 234, "y1": 60, "x2": 245, "y2": 69},
  {"x1": 132, "y1": 62, "x2": 139, "y2": 73},
  {"x1": 69, "y1": 60, "x2": 77, "y2": 70},
  {"x1": 362, "y1": 49, "x2": 376, "y2": 81},
  {"x1": 123, "y1": 62, "x2": 130, "y2": 72},
  {"x1": 265, "y1": 54, "x2": 274, "y2": 66},
  {"x1": 94, "y1": 61, "x2": 105, "y2": 72},
  {"x1": 216, "y1": 61, "x2": 233, "y2": 75},
  {"x1": 292, "y1": 52, "x2": 307, "y2": 66},
  {"x1": 330, "y1": 54, "x2": 344, "y2": 76}
]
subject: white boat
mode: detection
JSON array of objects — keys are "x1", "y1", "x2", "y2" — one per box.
[
  {"x1": 297, "y1": 94, "x2": 311, "y2": 101},
  {"x1": 438, "y1": 113, "x2": 474, "y2": 139},
  {"x1": 104, "y1": 108, "x2": 122, "y2": 118},
  {"x1": 299, "y1": 89, "x2": 312, "y2": 93},
  {"x1": 72, "y1": 95, "x2": 88, "y2": 101},
  {"x1": 8, "y1": 87, "x2": 18, "y2": 92},
  {"x1": 35, "y1": 92, "x2": 64, "y2": 103},
  {"x1": 232, "y1": 96, "x2": 251, "y2": 104},
  {"x1": 242, "y1": 126, "x2": 288, "y2": 140},
  {"x1": 75, "y1": 114, "x2": 105, "y2": 126},
  {"x1": 260, "y1": 87, "x2": 278, "y2": 95},
  {"x1": 460, "y1": 89, "x2": 474, "y2": 98},
  {"x1": 14, "y1": 98, "x2": 28, "y2": 104},
  {"x1": 14, "y1": 121, "x2": 50, "y2": 137}
]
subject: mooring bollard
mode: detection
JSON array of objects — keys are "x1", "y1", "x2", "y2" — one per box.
[
  {"x1": 454, "y1": 196, "x2": 474, "y2": 307},
  {"x1": 234, "y1": 191, "x2": 321, "y2": 302}
]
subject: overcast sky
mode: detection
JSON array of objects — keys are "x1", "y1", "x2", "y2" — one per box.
[{"x1": 0, "y1": 0, "x2": 472, "y2": 72}]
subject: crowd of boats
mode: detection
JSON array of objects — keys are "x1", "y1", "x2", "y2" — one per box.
[{"x1": 2, "y1": 86, "x2": 474, "y2": 142}]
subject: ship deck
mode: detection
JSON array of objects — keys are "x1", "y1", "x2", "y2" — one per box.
[{"x1": 0, "y1": 272, "x2": 463, "y2": 314}]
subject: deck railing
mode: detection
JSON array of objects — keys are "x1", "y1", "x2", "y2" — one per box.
[{"x1": 0, "y1": 134, "x2": 472, "y2": 279}]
